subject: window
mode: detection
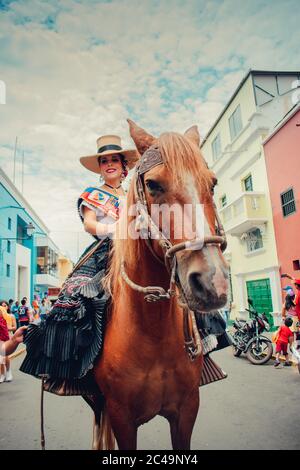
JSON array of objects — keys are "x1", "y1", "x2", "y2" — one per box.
[
  {"x1": 6, "y1": 264, "x2": 10, "y2": 277},
  {"x1": 220, "y1": 195, "x2": 227, "y2": 208},
  {"x1": 246, "y1": 228, "x2": 263, "y2": 252},
  {"x1": 229, "y1": 104, "x2": 243, "y2": 141},
  {"x1": 281, "y1": 188, "x2": 296, "y2": 217},
  {"x1": 8, "y1": 217, "x2": 12, "y2": 230},
  {"x1": 36, "y1": 246, "x2": 58, "y2": 276},
  {"x1": 37, "y1": 246, "x2": 47, "y2": 274},
  {"x1": 211, "y1": 133, "x2": 222, "y2": 162},
  {"x1": 244, "y1": 174, "x2": 253, "y2": 192},
  {"x1": 293, "y1": 260, "x2": 300, "y2": 271},
  {"x1": 48, "y1": 247, "x2": 58, "y2": 276},
  {"x1": 7, "y1": 240, "x2": 11, "y2": 253},
  {"x1": 17, "y1": 220, "x2": 27, "y2": 245}
]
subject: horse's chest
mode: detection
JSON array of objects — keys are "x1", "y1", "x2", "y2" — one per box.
[
  {"x1": 132, "y1": 365, "x2": 197, "y2": 422},
  {"x1": 109, "y1": 360, "x2": 196, "y2": 403}
]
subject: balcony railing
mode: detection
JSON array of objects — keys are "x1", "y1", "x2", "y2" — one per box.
[
  {"x1": 219, "y1": 192, "x2": 268, "y2": 236},
  {"x1": 35, "y1": 273, "x2": 60, "y2": 288}
]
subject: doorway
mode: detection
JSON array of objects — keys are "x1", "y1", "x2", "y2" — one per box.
[{"x1": 246, "y1": 278, "x2": 274, "y2": 328}]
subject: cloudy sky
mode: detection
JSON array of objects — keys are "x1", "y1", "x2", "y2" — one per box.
[{"x1": 0, "y1": 0, "x2": 299, "y2": 261}]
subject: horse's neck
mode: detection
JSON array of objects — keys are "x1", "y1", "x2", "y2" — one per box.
[{"x1": 115, "y1": 243, "x2": 180, "y2": 335}]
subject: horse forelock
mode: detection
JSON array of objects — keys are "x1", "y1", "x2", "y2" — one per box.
[{"x1": 158, "y1": 132, "x2": 213, "y2": 195}]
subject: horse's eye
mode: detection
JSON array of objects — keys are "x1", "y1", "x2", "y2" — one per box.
[{"x1": 145, "y1": 180, "x2": 164, "y2": 194}]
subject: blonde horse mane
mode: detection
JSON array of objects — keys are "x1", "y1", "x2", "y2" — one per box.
[{"x1": 102, "y1": 131, "x2": 214, "y2": 297}]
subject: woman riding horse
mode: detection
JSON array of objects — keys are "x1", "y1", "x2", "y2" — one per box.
[
  {"x1": 20, "y1": 134, "x2": 139, "y2": 395},
  {"x1": 94, "y1": 121, "x2": 229, "y2": 449}
]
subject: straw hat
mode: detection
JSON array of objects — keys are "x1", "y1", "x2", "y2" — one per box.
[{"x1": 80, "y1": 135, "x2": 139, "y2": 174}]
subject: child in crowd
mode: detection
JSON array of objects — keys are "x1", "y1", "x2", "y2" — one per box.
[
  {"x1": 282, "y1": 287, "x2": 298, "y2": 335},
  {"x1": 274, "y1": 317, "x2": 294, "y2": 367}
]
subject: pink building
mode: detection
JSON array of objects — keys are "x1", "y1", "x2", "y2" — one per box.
[{"x1": 264, "y1": 104, "x2": 300, "y2": 292}]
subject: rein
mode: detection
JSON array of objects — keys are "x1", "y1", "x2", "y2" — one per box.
[{"x1": 120, "y1": 145, "x2": 227, "y2": 360}]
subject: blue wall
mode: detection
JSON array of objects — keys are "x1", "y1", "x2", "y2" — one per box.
[{"x1": 0, "y1": 182, "x2": 46, "y2": 302}]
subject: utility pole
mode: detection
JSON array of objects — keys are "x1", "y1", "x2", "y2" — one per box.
[{"x1": 13, "y1": 136, "x2": 18, "y2": 184}]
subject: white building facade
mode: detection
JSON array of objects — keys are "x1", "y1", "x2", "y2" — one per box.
[
  {"x1": 0, "y1": 167, "x2": 69, "y2": 302},
  {"x1": 201, "y1": 70, "x2": 300, "y2": 328}
]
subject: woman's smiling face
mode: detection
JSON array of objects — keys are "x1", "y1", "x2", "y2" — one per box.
[{"x1": 99, "y1": 154, "x2": 123, "y2": 181}]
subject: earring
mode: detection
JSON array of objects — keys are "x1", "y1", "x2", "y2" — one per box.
[
  {"x1": 99, "y1": 174, "x2": 104, "y2": 185},
  {"x1": 121, "y1": 168, "x2": 128, "y2": 180}
]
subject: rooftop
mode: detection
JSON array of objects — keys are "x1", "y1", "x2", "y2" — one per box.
[
  {"x1": 0, "y1": 166, "x2": 50, "y2": 234},
  {"x1": 201, "y1": 69, "x2": 300, "y2": 146},
  {"x1": 263, "y1": 102, "x2": 300, "y2": 145}
]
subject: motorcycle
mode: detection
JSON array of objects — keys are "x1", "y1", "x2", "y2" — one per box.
[{"x1": 231, "y1": 298, "x2": 273, "y2": 365}]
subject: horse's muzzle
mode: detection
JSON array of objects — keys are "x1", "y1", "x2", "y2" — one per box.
[{"x1": 187, "y1": 272, "x2": 228, "y2": 312}]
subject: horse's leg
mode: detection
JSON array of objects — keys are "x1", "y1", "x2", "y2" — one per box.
[
  {"x1": 106, "y1": 402, "x2": 138, "y2": 450},
  {"x1": 168, "y1": 389, "x2": 200, "y2": 450},
  {"x1": 92, "y1": 414, "x2": 101, "y2": 450},
  {"x1": 82, "y1": 394, "x2": 106, "y2": 450}
]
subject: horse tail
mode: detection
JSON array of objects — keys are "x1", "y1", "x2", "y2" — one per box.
[{"x1": 94, "y1": 402, "x2": 115, "y2": 450}]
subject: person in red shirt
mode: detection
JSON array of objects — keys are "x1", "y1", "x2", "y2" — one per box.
[
  {"x1": 0, "y1": 309, "x2": 27, "y2": 383},
  {"x1": 0, "y1": 309, "x2": 10, "y2": 383},
  {"x1": 293, "y1": 279, "x2": 300, "y2": 322},
  {"x1": 274, "y1": 317, "x2": 294, "y2": 367}
]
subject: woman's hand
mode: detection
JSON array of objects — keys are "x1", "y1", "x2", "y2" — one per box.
[{"x1": 12, "y1": 326, "x2": 28, "y2": 345}]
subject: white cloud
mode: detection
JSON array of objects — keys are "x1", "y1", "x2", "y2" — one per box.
[{"x1": 0, "y1": 0, "x2": 299, "y2": 260}]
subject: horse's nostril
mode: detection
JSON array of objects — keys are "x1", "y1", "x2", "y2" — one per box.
[{"x1": 189, "y1": 273, "x2": 205, "y2": 298}]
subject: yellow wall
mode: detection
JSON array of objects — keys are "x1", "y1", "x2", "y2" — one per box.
[{"x1": 58, "y1": 256, "x2": 73, "y2": 285}]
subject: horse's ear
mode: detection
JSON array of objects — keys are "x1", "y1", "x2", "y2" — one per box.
[
  {"x1": 127, "y1": 119, "x2": 156, "y2": 155},
  {"x1": 184, "y1": 125, "x2": 200, "y2": 147}
]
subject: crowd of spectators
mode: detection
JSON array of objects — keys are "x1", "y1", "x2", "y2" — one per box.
[{"x1": 0, "y1": 295, "x2": 51, "y2": 383}]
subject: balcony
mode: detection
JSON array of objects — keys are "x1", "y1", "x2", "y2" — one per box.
[
  {"x1": 35, "y1": 273, "x2": 60, "y2": 288},
  {"x1": 219, "y1": 192, "x2": 268, "y2": 236}
]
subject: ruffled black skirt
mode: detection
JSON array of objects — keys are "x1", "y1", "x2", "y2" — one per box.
[
  {"x1": 20, "y1": 238, "x2": 111, "y2": 392},
  {"x1": 196, "y1": 311, "x2": 232, "y2": 352}
]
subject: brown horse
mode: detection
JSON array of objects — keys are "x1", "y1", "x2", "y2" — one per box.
[{"x1": 91, "y1": 120, "x2": 228, "y2": 450}]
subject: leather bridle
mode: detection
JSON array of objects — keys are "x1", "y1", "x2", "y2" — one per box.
[
  {"x1": 121, "y1": 145, "x2": 227, "y2": 301},
  {"x1": 120, "y1": 144, "x2": 227, "y2": 360}
]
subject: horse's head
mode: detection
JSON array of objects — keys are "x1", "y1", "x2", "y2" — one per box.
[{"x1": 128, "y1": 120, "x2": 228, "y2": 313}]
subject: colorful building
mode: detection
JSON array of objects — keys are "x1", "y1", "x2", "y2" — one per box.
[
  {"x1": 201, "y1": 70, "x2": 300, "y2": 327},
  {"x1": 58, "y1": 254, "x2": 73, "y2": 285},
  {"x1": 0, "y1": 167, "x2": 72, "y2": 302},
  {"x1": 263, "y1": 104, "x2": 300, "y2": 292}
]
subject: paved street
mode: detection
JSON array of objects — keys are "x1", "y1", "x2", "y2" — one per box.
[{"x1": 1, "y1": 347, "x2": 300, "y2": 450}]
